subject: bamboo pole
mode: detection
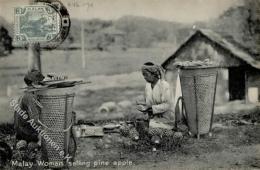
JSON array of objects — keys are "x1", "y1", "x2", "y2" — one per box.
[{"x1": 81, "y1": 20, "x2": 86, "y2": 69}]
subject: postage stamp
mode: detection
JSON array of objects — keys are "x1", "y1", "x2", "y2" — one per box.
[{"x1": 14, "y1": 5, "x2": 61, "y2": 43}]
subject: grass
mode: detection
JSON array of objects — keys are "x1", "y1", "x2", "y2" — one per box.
[
  {"x1": 0, "y1": 46, "x2": 174, "y2": 123},
  {"x1": 0, "y1": 47, "x2": 173, "y2": 94},
  {"x1": 74, "y1": 86, "x2": 144, "y2": 122}
]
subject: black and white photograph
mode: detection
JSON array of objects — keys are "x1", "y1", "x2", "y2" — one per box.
[{"x1": 0, "y1": 0, "x2": 260, "y2": 169}]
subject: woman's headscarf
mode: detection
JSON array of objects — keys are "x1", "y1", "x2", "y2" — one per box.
[
  {"x1": 24, "y1": 69, "x2": 45, "y2": 86},
  {"x1": 141, "y1": 62, "x2": 165, "y2": 80}
]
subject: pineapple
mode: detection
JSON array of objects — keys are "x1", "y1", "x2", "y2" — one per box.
[
  {"x1": 119, "y1": 124, "x2": 131, "y2": 137},
  {"x1": 163, "y1": 129, "x2": 174, "y2": 138},
  {"x1": 129, "y1": 128, "x2": 139, "y2": 141},
  {"x1": 149, "y1": 128, "x2": 163, "y2": 137},
  {"x1": 173, "y1": 132, "x2": 183, "y2": 139}
]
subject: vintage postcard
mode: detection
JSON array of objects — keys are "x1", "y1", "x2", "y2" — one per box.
[{"x1": 0, "y1": 0, "x2": 259, "y2": 169}]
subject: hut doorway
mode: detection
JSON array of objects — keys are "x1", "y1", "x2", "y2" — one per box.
[{"x1": 228, "y1": 67, "x2": 246, "y2": 101}]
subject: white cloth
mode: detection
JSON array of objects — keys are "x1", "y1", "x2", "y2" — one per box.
[
  {"x1": 149, "y1": 119, "x2": 173, "y2": 130},
  {"x1": 144, "y1": 79, "x2": 174, "y2": 124}
]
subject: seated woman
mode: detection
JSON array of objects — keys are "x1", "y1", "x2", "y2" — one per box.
[{"x1": 137, "y1": 62, "x2": 174, "y2": 145}]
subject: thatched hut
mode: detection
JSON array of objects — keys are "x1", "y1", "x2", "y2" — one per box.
[
  {"x1": 162, "y1": 29, "x2": 260, "y2": 105},
  {"x1": 100, "y1": 26, "x2": 125, "y2": 42}
]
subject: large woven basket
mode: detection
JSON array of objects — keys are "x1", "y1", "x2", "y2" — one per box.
[
  {"x1": 37, "y1": 88, "x2": 75, "y2": 168},
  {"x1": 179, "y1": 67, "x2": 218, "y2": 137}
]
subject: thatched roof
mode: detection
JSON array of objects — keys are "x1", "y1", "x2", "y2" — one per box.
[{"x1": 162, "y1": 29, "x2": 260, "y2": 70}]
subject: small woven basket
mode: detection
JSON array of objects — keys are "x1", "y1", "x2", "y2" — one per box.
[
  {"x1": 179, "y1": 66, "x2": 218, "y2": 137},
  {"x1": 37, "y1": 88, "x2": 75, "y2": 168}
]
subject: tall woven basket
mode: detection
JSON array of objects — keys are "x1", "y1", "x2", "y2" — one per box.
[
  {"x1": 37, "y1": 88, "x2": 75, "y2": 168},
  {"x1": 179, "y1": 66, "x2": 218, "y2": 138}
]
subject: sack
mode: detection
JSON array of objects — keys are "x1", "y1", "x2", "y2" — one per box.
[{"x1": 14, "y1": 96, "x2": 39, "y2": 142}]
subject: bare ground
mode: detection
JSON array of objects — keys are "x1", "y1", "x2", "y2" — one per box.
[
  {"x1": 71, "y1": 119, "x2": 260, "y2": 170},
  {"x1": 1, "y1": 86, "x2": 260, "y2": 170},
  {"x1": 70, "y1": 87, "x2": 260, "y2": 170}
]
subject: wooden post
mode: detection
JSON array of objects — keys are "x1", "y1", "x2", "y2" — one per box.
[
  {"x1": 81, "y1": 21, "x2": 86, "y2": 69},
  {"x1": 80, "y1": 3, "x2": 94, "y2": 69},
  {"x1": 28, "y1": 0, "x2": 42, "y2": 72},
  {"x1": 245, "y1": 70, "x2": 248, "y2": 103},
  {"x1": 28, "y1": 43, "x2": 41, "y2": 72}
]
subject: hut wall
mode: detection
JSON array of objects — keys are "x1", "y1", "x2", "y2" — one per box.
[
  {"x1": 246, "y1": 69, "x2": 260, "y2": 103},
  {"x1": 216, "y1": 69, "x2": 229, "y2": 105},
  {"x1": 165, "y1": 70, "x2": 178, "y2": 114}
]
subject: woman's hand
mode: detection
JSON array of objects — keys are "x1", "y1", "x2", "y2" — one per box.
[
  {"x1": 137, "y1": 104, "x2": 147, "y2": 112},
  {"x1": 137, "y1": 104, "x2": 151, "y2": 112}
]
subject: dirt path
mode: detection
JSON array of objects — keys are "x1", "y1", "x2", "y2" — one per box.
[
  {"x1": 124, "y1": 144, "x2": 260, "y2": 170},
  {"x1": 72, "y1": 144, "x2": 260, "y2": 170}
]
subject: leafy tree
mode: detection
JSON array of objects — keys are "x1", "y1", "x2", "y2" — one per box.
[
  {"x1": 207, "y1": 2, "x2": 260, "y2": 59},
  {"x1": 0, "y1": 26, "x2": 13, "y2": 56},
  {"x1": 244, "y1": 0, "x2": 260, "y2": 58}
]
